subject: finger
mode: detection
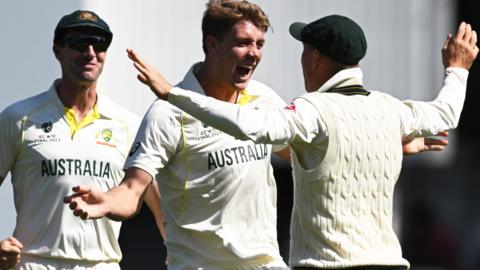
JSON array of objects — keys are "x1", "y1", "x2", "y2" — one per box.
[
  {"x1": 80, "y1": 212, "x2": 89, "y2": 220},
  {"x1": 128, "y1": 49, "x2": 147, "y2": 68},
  {"x1": 462, "y1": 23, "x2": 472, "y2": 42},
  {"x1": 434, "y1": 131, "x2": 449, "y2": 137},
  {"x1": 443, "y1": 33, "x2": 452, "y2": 50},
  {"x1": 424, "y1": 138, "x2": 449, "y2": 146},
  {"x1": 73, "y1": 208, "x2": 85, "y2": 217},
  {"x1": 473, "y1": 45, "x2": 479, "y2": 57},
  {"x1": 0, "y1": 247, "x2": 21, "y2": 256},
  {"x1": 455, "y1": 22, "x2": 466, "y2": 41},
  {"x1": 427, "y1": 146, "x2": 445, "y2": 152},
  {"x1": 8, "y1": 238, "x2": 23, "y2": 249},
  {"x1": 68, "y1": 200, "x2": 78, "y2": 210},
  {"x1": 137, "y1": 74, "x2": 148, "y2": 84},
  {"x1": 133, "y1": 61, "x2": 149, "y2": 76},
  {"x1": 72, "y1": 185, "x2": 91, "y2": 194},
  {"x1": 471, "y1": 30, "x2": 477, "y2": 47}
]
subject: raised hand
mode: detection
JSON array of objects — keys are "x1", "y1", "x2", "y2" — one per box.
[
  {"x1": 402, "y1": 131, "x2": 449, "y2": 155},
  {"x1": 63, "y1": 185, "x2": 110, "y2": 220},
  {"x1": 442, "y1": 22, "x2": 479, "y2": 69},
  {"x1": 127, "y1": 48, "x2": 172, "y2": 100},
  {"x1": 0, "y1": 237, "x2": 23, "y2": 270}
]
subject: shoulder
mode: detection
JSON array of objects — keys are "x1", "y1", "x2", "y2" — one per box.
[
  {"x1": 246, "y1": 80, "x2": 276, "y2": 96},
  {"x1": 247, "y1": 80, "x2": 286, "y2": 107},
  {"x1": 0, "y1": 91, "x2": 51, "y2": 122}
]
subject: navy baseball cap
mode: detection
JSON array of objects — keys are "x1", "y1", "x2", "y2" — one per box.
[
  {"x1": 289, "y1": 14, "x2": 367, "y2": 65},
  {"x1": 54, "y1": 10, "x2": 113, "y2": 47}
]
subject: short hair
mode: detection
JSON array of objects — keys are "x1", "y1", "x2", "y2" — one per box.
[{"x1": 201, "y1": 0, "x2": 270, "y2": 54}]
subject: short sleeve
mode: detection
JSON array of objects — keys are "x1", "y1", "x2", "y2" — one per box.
[
  {"x1": 0, "y1": 108, "x2": 22, "y2": 183},
  {"x1": 123, "y1": 100, "x2": 182, "y2": 178}
]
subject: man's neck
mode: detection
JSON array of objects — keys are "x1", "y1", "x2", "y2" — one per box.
[
  {"x1": 195, "y1": 63, "x2": 239, "y2": 104},
  {"x1": 56, "y1": 79, "x2": 98, "y2": 121}
]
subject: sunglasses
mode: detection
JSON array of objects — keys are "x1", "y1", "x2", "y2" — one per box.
[{"x1": 62, "y1": 35, "x2": 110, "y2": 52}]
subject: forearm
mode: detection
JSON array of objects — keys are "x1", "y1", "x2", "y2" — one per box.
[
  {"x1": 144, "y1": 181, "x2": 167, "y2": 240},
  {"x1": 168, "y1": 87, "x2": 294, "y2": 144},
  {"x1": 400, "y1": 67, "x2": 468, "y2": 136},
  {"x1": 104, "y1": 185, "x2": 144, "y2": 221},
  {"x1": 105, "y1": 167, "x2": 153, "y2": 221}
]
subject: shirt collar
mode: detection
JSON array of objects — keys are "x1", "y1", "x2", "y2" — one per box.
[
  {"x1": 47, "y1": 79, "x2": 117, "y2": 119},
  {"x1": 178, "y1": 62, "x2": 256, "y2": 106},
  {"x1": 317, "y1": 67, "x2": 364, "y2": 93}
]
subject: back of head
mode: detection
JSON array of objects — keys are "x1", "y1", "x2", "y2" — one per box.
[
  {"x1": 54, "y1": 10, "x2": 113, "y2": 48},
  {"x1": 289, "y1": 14, "x2": 367, "y2": 66},
  {"x1": 201, "y1": 0, "x2": 270, "y2": 54}
]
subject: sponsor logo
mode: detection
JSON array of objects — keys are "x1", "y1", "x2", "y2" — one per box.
[{"x1": 129, "y1": 142, "x2": 141, "y2": 157}]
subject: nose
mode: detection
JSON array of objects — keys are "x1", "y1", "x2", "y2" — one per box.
[
  {"x1": 248, "y1": 44, "x2": 261, "y2": 59},
  {"x1": 84, "y1": 45, "x2": 96, "y2": 57}
]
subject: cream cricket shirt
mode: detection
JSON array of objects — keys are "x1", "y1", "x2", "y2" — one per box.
[
  {"x1": 166, "y1": 67, "x2": 468, "y2": 268},
  {"x1": 125, "y1": 63, "x2": 287, "y2": 269},
  {"x1": 0, "y1": 80, "x2": 139, "y2": 263}
]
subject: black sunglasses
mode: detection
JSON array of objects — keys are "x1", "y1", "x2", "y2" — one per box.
[{"x1": 62, "y1": 35, "x2": 109, "y2": 52}]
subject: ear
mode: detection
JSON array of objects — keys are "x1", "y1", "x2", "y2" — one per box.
[
  {"x1": 53, "y1": 44, "x2": 61, "y2": 61},
  {"x1": 312, "y1": 49, "x2": 323, "y2": 69},
  {"x1": 205, "y1": 35, "x2": 218, "y2": 55}
]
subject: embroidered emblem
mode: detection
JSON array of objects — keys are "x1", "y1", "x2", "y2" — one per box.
[{"x1": 101, "y1": 128, "x2": 112, "y2": 142}]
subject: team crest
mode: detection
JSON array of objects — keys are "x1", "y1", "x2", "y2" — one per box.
[
  {"x1": 78, "y1": 11, "x2": 98, "y2": 22},
  {"x1": 41, "y1": 122, "x2": 53, "y2": 133},
  {"x1": 101, "y1": 128, "x2": 113, "y2": 142}
]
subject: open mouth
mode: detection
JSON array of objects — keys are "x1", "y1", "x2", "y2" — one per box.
[{"x1": 236, "y1": 66, "x2": 253, "y2": 78}]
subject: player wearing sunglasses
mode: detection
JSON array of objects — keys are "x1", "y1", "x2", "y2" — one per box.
[{"x1": 0, "y1": 10, "x2": 164, "y2": 270}]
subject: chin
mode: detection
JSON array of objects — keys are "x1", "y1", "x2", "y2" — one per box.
[{"x1": 235, "y1": 79, "x2": 251, "y2": 90}]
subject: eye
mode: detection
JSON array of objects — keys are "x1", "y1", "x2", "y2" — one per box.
[{"x1": 256, "y1": 41, "x2": 264, "y2": 49}]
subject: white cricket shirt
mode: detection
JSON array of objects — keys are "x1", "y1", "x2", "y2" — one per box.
[
  {"x1": 0, "y1": 80, "x2": 139, "y2": 263},
  {"x1": 124, "y1": 63, "x2": 288, "y2": 269},
  {"x1": 166, "y1": 66, "x2": 468, "y2": 268}
]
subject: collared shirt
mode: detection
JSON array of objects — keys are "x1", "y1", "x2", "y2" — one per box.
[
  {"x1": 124, "y1": 63, "x2": 288, "y2": 269},
  {"x1": 168, "y1": 67, "x2": 468, "y2": 169},
  {"x1": 0, "y1": 79, "x2": 139, "y2": 263}
]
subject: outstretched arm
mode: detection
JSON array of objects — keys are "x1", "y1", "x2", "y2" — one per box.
[
  {"x1": 0, "y1": 237, "x2": 23, "y2": 270},
  {"x1": 399, "y1": 22, "x2": 478, "y2": 137},
  {"x1": 64, "y1": 167, "x2": 153, "y2": 220}
]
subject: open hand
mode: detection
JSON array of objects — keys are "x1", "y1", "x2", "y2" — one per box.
[
  {"x1": 127, "y1": 48, "x2": 172, "y2": 100},
  {"x1": 402, "y1": 131, "x2": 449, "y2": 155},
  {"x1": 63, "y1": 185, "x2": 110, "y2": 220},
  {"x1": 442, "y1": 22, "x2": 479, "y2": 69}
]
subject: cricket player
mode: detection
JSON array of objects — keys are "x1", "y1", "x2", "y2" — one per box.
[
  {"x1": 122, "y1": 16, "x2": 478, "y2": 270},
  {"x1": 65, "y1": 1, "x2": 290, "y2": 269},
  {"x1": 0, "y1": 10, "x2": 163, "y2": 270}
]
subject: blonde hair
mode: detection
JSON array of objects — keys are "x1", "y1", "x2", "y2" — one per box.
[{"x1": 201, "y1": 0, "x2": 270, "y2": 54}]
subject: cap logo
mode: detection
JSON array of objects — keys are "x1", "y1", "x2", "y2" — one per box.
[{"x1": 78, "y1": 11, "x2": 98, "y2": 22}]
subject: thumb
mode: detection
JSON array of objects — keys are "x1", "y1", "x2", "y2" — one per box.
[{"x1": 443, "y1": 33, "x2": 452, "y2": 50}]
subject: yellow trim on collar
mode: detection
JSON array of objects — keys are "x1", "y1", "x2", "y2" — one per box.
[
  {"x1": 65, "y1": 106, "x2": 100, "y2": 136},
  {"x1": 237, "y1": 89, "x2": 254, "y2": 106}
]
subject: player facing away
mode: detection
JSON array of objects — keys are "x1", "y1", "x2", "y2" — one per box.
[{"x1": 123, "y1": 16, "x2": 477, "y2": 270}]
